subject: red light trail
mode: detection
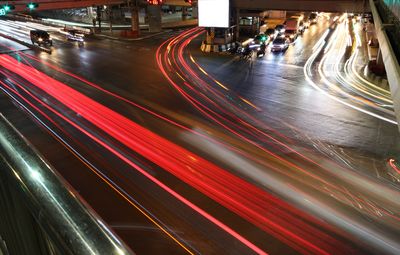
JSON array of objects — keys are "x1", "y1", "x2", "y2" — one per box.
[
  {"x1": 1, "y1": 26, "x2": 397, "y2": 254},
  {"x1": 0, "y1": 52, "x2": 359, "y2": 254}
]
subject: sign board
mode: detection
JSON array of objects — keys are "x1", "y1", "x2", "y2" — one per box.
[
  {"x1": 198, "y1": 0, "x2": 229, "y2": 28},
  {"x1": 0, "y1": 9, "x2": 5, "y2": 16}
]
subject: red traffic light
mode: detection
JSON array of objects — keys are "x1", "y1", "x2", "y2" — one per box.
[{"x1": 147, "y1": 0, "x2": 163, "y2": 5}]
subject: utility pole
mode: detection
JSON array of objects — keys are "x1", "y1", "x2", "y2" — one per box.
[
  {"x1": 130, "y1": 0, "x2": 140, "y2": 36},
  {"x1": 96, "y1": 6, "x2": 102, "y2": 32},
  {"x1": 108, "y1": 5, "x2": 113, "y2": 33}
]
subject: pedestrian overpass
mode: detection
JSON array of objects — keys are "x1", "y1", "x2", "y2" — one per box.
[
  {"x1": 232, "y1": 0, "x2": 369, "y2": 12},
  {"x1": 4, "y1": 0, "x2": 123, "y2": 11}
]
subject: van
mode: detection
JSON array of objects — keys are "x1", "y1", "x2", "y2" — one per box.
[{"x1": 30, "y1": 30, "x2": 52, "y2": 46}]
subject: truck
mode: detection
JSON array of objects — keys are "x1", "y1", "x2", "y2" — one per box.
[
  {"x1": 260, "y1": 10, "x2": 286, "y2": 34},
  {"x1": 260, "y1": 18, "x2": 286, "y2": 34},
  {"x1": 286, "y1": 15, "x2": 305, "y2": 33}
]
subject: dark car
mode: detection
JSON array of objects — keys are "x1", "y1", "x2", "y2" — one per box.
[
  {"x1": 265, "y1": 28, "x2": 276, "y2": 38},
  {"x1": 251, "y1": 34, "x2": 268, "y2": 46},
  {"x1": 275, "y1": 24, "x2": 286, "y2": 33},
  {"x1": 285, "y1": 29, "x2": 298, "y2": 42},
  {"x1": 309, "y1": 12, "x2": 318, "y2": 24},
  {"x1": 270, "y1": 37, "x2": 289, "y2": 52},
  {"x1": 30, "y1": 30, "x2": 52, "y2": 46}
]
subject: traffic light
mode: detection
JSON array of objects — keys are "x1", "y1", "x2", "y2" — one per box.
[
  {"x1": 27, "y1": 3, "x2": 39, "y2": 10},
  {"x1": 147, "y1": 0, "x2": 163, "y2": 5},
  {"x1": 3, "y1": 5, "x2": 15, "y2": 12}
]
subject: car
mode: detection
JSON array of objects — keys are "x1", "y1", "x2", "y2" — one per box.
[
  {"x1": 298, "y1": 21, "x2": 306, "y2": 33},
  {"x1": 265, "y1": 28, "x2": 277, "y2": 38},
  {"x1": 30, "y1": 30, "x2": 52, "y2": 46},
  {"x1": 275, "y1": 24, "x2": 286, "y2": 33},
  {"x1": 65, "y1": 29, "x2": 85, "y2": 43},
  {"x1": 303, "y1": 19, "x2": 310, "y2": 29},
  {"x1": 270, "y1": 37, "x2": 290, "y2": 52},
  {"x1": 309, "y1": 12, "x2": 318, "y2": 24},
  {"x1": 251, "y1": 34, "x2": 268, "y2": 46},
  {"x1": 285, "y1": 29, "x2": 298, "y2": 42}
]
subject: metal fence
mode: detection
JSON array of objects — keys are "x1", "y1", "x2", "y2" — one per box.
[
  {"x1": 377, "y1": 0, "x2": 400, "y2": 64},
  {"x1": 0, "y1": 114, "x2": 134, "y2": 255},
  {"x1": 383, "y1": 0, "x2": 400, "y2": 19}
]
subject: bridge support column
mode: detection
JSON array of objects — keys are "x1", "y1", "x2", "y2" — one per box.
[
  {"x1": 182, "y1": 6, "x2": 189, "y2": 21},
  {"x1": 96, "y1": 6, "x2": 102, "y2": 32},
  {"x1": 148, "y1": 5, "x2": 162, "y2": 32},
  {"x1": 192, "y1": 5, "x2": 198, "y2": 19},
  {"x1": 131, "y1": 6, "x2": 140, "y2": 36},
  {"x1": 376, "y1": 47, "x2": 384, "y2": 66},
  {"x1": 235, "y1": 8, "x2": 240, "y2": 41}
]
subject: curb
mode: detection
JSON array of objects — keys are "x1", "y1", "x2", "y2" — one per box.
[
  {"x1": 93, "y1": 30, "x2": 171, "y2": 41},
  {"x1": 0, "y1": 32, "x2": 52, "y2": 54},
  {"x1": 363, "y1": 64, "x2": 389, "y2": 89},
  {"x1": 201, "y1": 41, "x2": 239, "y2": 53}
]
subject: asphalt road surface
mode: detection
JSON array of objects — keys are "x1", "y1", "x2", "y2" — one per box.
[{"x1": 0, "y1": 13, "x2": 399, "y2": 255}]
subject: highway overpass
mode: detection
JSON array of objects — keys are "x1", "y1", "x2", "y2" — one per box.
[
  {"x1": 370, "y1": 0, "x2": 400, "y2": 130},
  {"x1": 2, "y1": 0, "x2": 369, "y2": 12},
  {"x1": 3, "y1": 0, "x2": 123, "y2": 11},
  {"x1": 232, "y1": 0, "x2": 369, "y2": 13}
]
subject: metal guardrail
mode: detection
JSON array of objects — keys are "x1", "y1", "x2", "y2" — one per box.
[
  {"x1": 0, "y1": 113, "x2": 134, "y2": 255},
  {"x1": 376, "y1": 0, "x2": 400, "y2": 63},
  {"x1": 382, "y1": 0, "x2": 400, "y2": 19},
  {"x1": 370, "y1": 0, "x2": 400, "y2": 129}
]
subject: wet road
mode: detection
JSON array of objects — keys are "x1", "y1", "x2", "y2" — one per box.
[{"x1": 0, "y1": 13, "x2": 400, "y2": 255}]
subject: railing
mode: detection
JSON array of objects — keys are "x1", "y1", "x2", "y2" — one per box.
[
  {"x1": 376, "y1": 0, "x2": 400, "y2": 63},
  {"x1": 382, "y1": 0, "x2": 400, "y2": 19},
  {"x1": 0, "y1": 114, "x2": 134, "y2": 255}
]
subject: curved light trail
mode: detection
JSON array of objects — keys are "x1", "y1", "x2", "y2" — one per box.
[
  {"x1": 0, "y1": 49, "x2": 367, "y2": 255},
  {"x1": 304, "y1": 15, "x2": 396, "y2": 125},
  {"x1": 0, "y1": 20, "x2": 399, "y2": 254}
]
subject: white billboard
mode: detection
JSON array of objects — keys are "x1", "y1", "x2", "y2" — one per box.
[{"x1": 198, "y1": 0, "x2": 230, "y2": 28}]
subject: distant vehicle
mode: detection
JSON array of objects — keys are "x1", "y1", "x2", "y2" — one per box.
[
  {"x1": 303, "y1": 19, "x2": 310, "y2": 29},
  {"x1": 240, "y1": 45, "x2": 253, "y2": 59},
  {"x1": 66, "y1": 29, "x2": 85, "y2": 45},
  {"x1": 265, "y1": 28, "x2": 277, "y2": 38},
  {"x1": 285, "y1": 29, "x2": 298, "y2": 42},
  {"x1": 276, "y1": 32, "x2": 286, "y2": 39},
  {"x1": 309, "y1": 12, "x2": 318, "y2": 24},
  {"x1": 30, "y1": 30, "x2": 52, "y2": 46},
  {"x1": 286, "y1": 17, "x2": 305, "y2": 34},
  {"x1": 275, "y1": 24, "x2": 286, "y2": 33},
  {"x1": 256, "y1": 44, "x2": 267, "y2": 58},
  {"x1": 270, "y1": 37, "x2": 289, "y2": 52},
  {"x1": 264, "y1": 17, "x2": 286, "y2": 33},
  {"x1": 251, "y1": 34, "x2": 268, "y2": 46}
]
